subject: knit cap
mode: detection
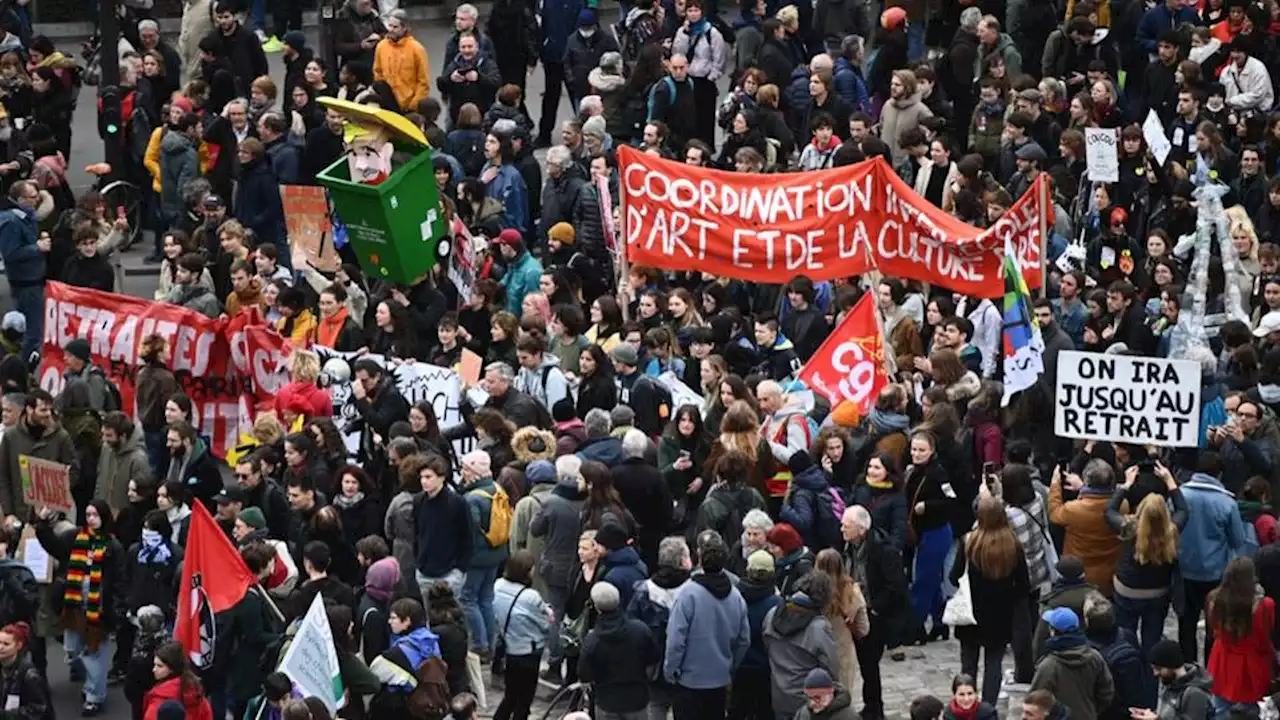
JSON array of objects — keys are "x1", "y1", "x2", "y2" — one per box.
[{"x1": 549, "y1": 222, "x2": 575, "y2": 246}]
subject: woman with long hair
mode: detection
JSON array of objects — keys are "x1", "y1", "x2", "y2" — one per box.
[
  {"x1": 667, "y1": 287, "x2": 706, "y2": 352},
  {"x1": 386, "y1": 454, "x2": 436, "y2": 597},
  {"x1": 142, "y1": 641, "x2": 213, "y2": 720},
  {"x1": 905, "y1": 430, "x2": 956, "y2": 643},
  {"x1": 993, "y1": 462, "x2": 1052, "y2": 684},
  {"x1": 409, "y1": 401, "x2": 454, "y2": 473},
  {"x1": 368, "y1": 301, "x2": 421, "y2": 361},
  {"x1": 480, "y1": 131, "x2": 529, "y2": 234},
  {"x1": 705, "y1": 399, "x2": 773, "y2": 501},
  {"x1": 136, "y1": 334, "x2": 178, "y2": 475},
  {"x1": 697, "y1": 449, "x2": 768, "y2": 543},
  {"x1": 926, "y1": 348, "x2": 981, "y2": 413},
  {"x1": 814, "y1": 548, "x2": 868, "y2": 692},
  {"x1": 486, "y1": 311, "x2": 519, "y2": 368},
  {"x1": 575, "y1": 345, "x2": 617, "y2": 419},
  {"x1": 306, "y1": 417, "x2": 349, "y2": 482},
  {"x1": 585, "y1": 295, "x2": 623, "y2": 352},
  {"x1": 36, "y1": 499, "x2": 125, "y2": 716},
  {"x1": 474, "y1": 408, "x2": 517, "y2": 474},
  {"x1": 659, "y1": 404, "x2": 712, "y2": 532},
  {"x1": 849, "y1": 451, "x2": 909, "y2": 552},
  {"x1": 951, "y1": 496, "x2": 1029, "y2": 704},
  {"x1": 579, "y1": 460, "x2": 638, "y2": 536},
  {"x1": 1208, "y1": 557, "x2": 1275, "y2": 710},
  {"x1": 333, "y1": 465, "x2": 383, "y2": 550},
  {"x1": 1105, "y1": 461, "x2": 1186, "y2": 657},
  {"x1": 1194, "y1": 120, "x2": 1240, "y2": 186}
]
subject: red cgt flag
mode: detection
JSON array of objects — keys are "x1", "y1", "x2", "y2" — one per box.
[
  {"x1": 174, "y1": 502, "x2": 256, "y2": 668},
  {"x1": 796, "y1": 292, "x2": 891, "y2": 420}
]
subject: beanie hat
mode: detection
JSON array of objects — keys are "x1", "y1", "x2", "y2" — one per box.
[
  {"x1": 549, "y1": 222, "x2": 576, "y2": 246},
  {"x1": 766, "y1": 523, "x2": 803, "y2": 554},
  {"x1": 804, "y1": 668, "x2": 834, "y2": 690},
  {"x1": 157, "y1": 699, "x2": 187, "y2": 720},
  {"x1": 553, "y1": 397, "x2": 578, "y2": 423},
  {"x1": 596, "y1": 520, "x2": 629, "y2": 551},
  {"x1": 238, "y1": 506, "x2": 267, "y2": 530},
  {"x1": 495, "y1": 228, "x2": 523, "y2": 248},
  {"x1": 282, "y1": 30, "x2": 307, "y2": 51},
  {"x1": 1150, "y1": 638, "x2": 1184, "y2": 669},
  {"x1": 582, "y1": 115, "x2": 607, "y2": 139},
  {"x1": 577, "y1": 8, "x2": 597, "y2": 26},
  {"x1": 171, "y1": 96, "x2": 194, "y2": 114},
  {"x1": 1056, "y1": 555, "x2": 1085, "y2": 581},
  {"x1": 525, "y1": 459, "x2": 556, "y2": 486},
  {"x1": 364, "y1": 557, "x2": 401, "y2": 602},
  {"x1": 65, "y1": 338, "x2": 91, "y2": 363},
  {"x1": 610, "y1": 405, "x2": 636, "y2": 429},
  {"x1": 788, "y1": 450, "x2": 814, "y2": 475},
  {"x1": 880, "y1": 6, "x2": 907, "y2": 30},
  {"x1": 746, "y1": 549, "x2": 775, "y2": 575},
  {"x1": 461, "y1": 450, "x2": 492, "y2": 478}
]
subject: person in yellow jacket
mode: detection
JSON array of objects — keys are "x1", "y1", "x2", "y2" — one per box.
[
  {"x1": 373, "y1": 9, "x2": 431, "y2": 112},
  {"x1": 275, "y1": 284, "x2": 319, "y2": 347},
  {"x1": 144, "y1": 98, "x2": 213, "y2": 193}
]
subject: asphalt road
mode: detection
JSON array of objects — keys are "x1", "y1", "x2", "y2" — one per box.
[{"x1": 25, "y1": 17, "x2": 578, "y2": 720}]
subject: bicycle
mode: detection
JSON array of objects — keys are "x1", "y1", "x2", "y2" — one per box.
[
  {"x1": 84, "y1": 163, "x2": 144, "y2": 249},
  {"x1": 538, "y1": 680, "x2": 593, "y2": 720}
]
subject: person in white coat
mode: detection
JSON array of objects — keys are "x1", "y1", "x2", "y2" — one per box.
[
  {"x1": 1222, "y1": 38, "x2": 1273, "y2": 113},
  {"x1": 671, "y1": 0, "x2": 728, "y2": 148},
  {"x1": 913, "y1": 136, "x2": 960, "y2": 210},
  {"x1": 958, "y1": 295, "x2": 1002, "y2": 379}
]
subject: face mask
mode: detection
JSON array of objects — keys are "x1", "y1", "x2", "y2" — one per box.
[{"x1": 580, "y1": 27, "x2": 596, "y2": 37}]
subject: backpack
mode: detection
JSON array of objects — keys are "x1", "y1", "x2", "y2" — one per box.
[
  {"x1": 473, "y1": 487, "x2": 513, "y2": 547},
  {"x1": 646, "y1": 76, "x2": 678, "y2": 123},
  {"x1": 88, "y1": 365, "x2": 122, "y2": 412},
  {"x1": 706, "y1": 489, "x2": 746, "y2": 547},
  {"x1": 1096, "y1": 633, "x2": 1152, "y2": 716},
  {"x1": 0, "y1": 559, "x2": 38, "y2": 626},
  {"x1": 814, "y1": 487, "x2": 847, "y2": 551},
  {"x1": 630, "y1": 584, "x2": 673, "y2": 681},
  {"x1": 406, "y1": 656, "x2": 451, "y2": 719}
]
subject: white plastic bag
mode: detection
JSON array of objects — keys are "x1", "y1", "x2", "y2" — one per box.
[{"x1": 942, "y1": 570, "x2": 977, "y2": 627}]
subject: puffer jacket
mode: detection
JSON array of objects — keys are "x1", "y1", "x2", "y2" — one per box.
[
  {"x1": 158, "y1": 130, "x2": 199, "y2": 219},
  {"x1": 762, "y1": 593, "x2": 840, "y2": 719}
]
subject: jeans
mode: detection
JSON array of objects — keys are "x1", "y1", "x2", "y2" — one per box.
[
  {"x1": 462, "y1": 564, "x2": 500, "y2": 653},
  {"x1": 907, "y1": 20, "x2": 925, "y2": 62},
  {"x1": 416, "y1": 568, "x2": 465, "y2": 599},
  {"x1": 143, "y1": 429, "x2": 168, "y2": 479},
  {"x1": 1180, "y1": 578, "x2": 1219, "y2": 665},
  {"x1": 64, "y1": 629, "x2": 110, "y2": 703},
  {"x1": 671, "y1": 685, "x2": 728, "y2": 720},
  {"x1": 960, "y1": 639, "x2": 1007, "y2": 705},
  {"x1": 1113, "y1": 592, "x2": 1170, "y2": 660},
  {"x1": 911, "y1": 525, "x2": 953, "y2": 631},
  {"x1": 854, "y1": 620, "x2": 886, "y2": 719},
  {"x1": 13, "y1": 284, "x2": 42, "y2": 362},
  {"x1": 494, "y1": 653, "x2": 540, "y2": 720},
  {"x1": 542, "y1": 583, "x2": 570, "y2": 665}
]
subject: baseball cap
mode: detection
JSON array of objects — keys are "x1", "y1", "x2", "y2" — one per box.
[
  {"x1": 1255, "y1": 311, "x2": 1280, "y2": 337},
  {"x1": 1042, "y1": 607, "x2": 1080, "y2": 632},
  {"x1": 214, "y1": 486, "x2": 246, "y2": 505},
  {"x1": 1, "y1": 311, "x2": 25, "y2": 335}
]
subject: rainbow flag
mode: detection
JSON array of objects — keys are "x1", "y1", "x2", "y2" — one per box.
[{"x1": 1001, "y1": 236, "x2": 1044, "y2": 406}]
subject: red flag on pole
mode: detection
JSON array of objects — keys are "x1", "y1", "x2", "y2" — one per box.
[
  {"x1": 174, "y1": 501, "x2": 256, "y2": 668},
  {"x1": 795, "y1": 292, "x2": 891, "y2": 422}
]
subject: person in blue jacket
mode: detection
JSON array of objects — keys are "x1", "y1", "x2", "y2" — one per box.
[
  {"x1": 0, "y1": 181, "x2": 44, "y2": 360},
  {"x1": 233, "y1": 138, "x2": 291, "y2": 269},
  {"x1": 495, "y1": 228, "x2": 543, "y2": 316},
  {"x1": 780, "y1": 451, "x2": 842, "y2": 552},
  {"x1": 1176, "y1": 450, "x2": 1245, "y2": 665},
  {"x1": 480, "y1": 130, "x2": 529, "y2": 236},
  {"x1": 832, "y1": 36, "x2": 870, "y2": 114},
  {"x1": 1136, "y1": 0, "x2": 1201, "y2": 55},
  {"x1": 595, "y1": 519, "x2": 649, "y2": 609}
]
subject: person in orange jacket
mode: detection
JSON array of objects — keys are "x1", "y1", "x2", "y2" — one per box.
[{"x1": 373, "y1": 10, "x2": 431, "y2": 113}]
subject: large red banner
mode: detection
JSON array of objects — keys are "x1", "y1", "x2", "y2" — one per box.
[
  {"x1": 38, "y1": 282, "x2": 281, "y2": 457},
  {"x1": 618, "y1": 147, "x2": 1047, "y2": 298}
]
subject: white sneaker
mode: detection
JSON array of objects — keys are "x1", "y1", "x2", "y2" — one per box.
[{"x1": 254, "y1": 28, "x2": 268, "y2": 43}]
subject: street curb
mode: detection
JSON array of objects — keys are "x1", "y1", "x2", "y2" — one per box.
[{"x1": 34, "y1": 0, "x2": 619, "y2": 39}]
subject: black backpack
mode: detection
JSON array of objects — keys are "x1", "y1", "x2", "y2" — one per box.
[
  {"x1": 706, "y1": 490, "x2": 746, "y2": 547},
  {"x1": 88, "y1": 365, "x2": 122, "y2": 412},
  {"x1": 0, "y1": 559, "x2": 38, "y2": 626}
]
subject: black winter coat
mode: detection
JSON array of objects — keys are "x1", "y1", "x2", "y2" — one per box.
[
  {"x1": 35, "y1": 520, "x2": 126, "y2": 632},
  {"x1": 610, "y1": 457, "x2": 673, "y2": 569},
  {"x1": 0, "y1": 653, "x2": 52, "y2": 720},
  {"x1": 124, "y1": 540, "x2": 184, "y2": 617},
  {"x1": 215, "y1": 23, "x2": 269, "y2": 96},
  {"x1": 578, "y1": 610, "x2": 661, "y2": 713},
  {"x1": 60, "y1": 253, "x2": 115, "y2": 293}
]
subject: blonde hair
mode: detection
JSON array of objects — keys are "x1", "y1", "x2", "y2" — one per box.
[
  {"x1": 289, "y1": 349, "x2": 321, "y2": 383},
  {"x1": 1133, "y1": 493, "x2": 1179, "y2": 566},
  {"x1": 815, "y1": 548, "x2": 858, "y2": 624},
  {"x1": 253, "y1": 411, "x2": 285, "y2": 444},
  {"x1": 775, "y1": 5, "x2": 799, "y2": 28},
  {"x1": 217, "y1": 219, "x2": 247, "y2": 240}
]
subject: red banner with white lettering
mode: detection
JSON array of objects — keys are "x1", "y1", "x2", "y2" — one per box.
[
  {"x1": 618, "y1": 146, "x2": 1048, "y2": 298},
  {"x1": 796, "y1": 292, "x2": 890, "y2": 416},
  {"x1": 38, "y1": 282, "x2": 280, "y2": 457}
]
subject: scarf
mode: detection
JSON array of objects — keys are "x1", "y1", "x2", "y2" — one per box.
[
  {"x1": 63, "y1": 529, "x2": 108, "y2": 625},
  {"x1": 950, "y1": 699, "x2": 981, "y2": 720},
  {"x1": 689, "y1": 18, "x2": 711, "y2": 36},
  {"x1": 137, "y1": 529, "x2": 171, "y2": 565},
  {"x1": 333, "y1": 491, "x2": 365, "y2": 509},
  {"x1": 316, "y1": 307, "x2": 351, "y2": 348}
]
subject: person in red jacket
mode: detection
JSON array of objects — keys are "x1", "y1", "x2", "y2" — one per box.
[
  {"x1": 1208, "y1": 557, "x2": 1276, "y2": 710},
  {"x1": 142, "y1": 641, "x2": 214, "y2": 720},
  {"x1": 274, "y1": 348, "x2": 333, "y2": 424}
]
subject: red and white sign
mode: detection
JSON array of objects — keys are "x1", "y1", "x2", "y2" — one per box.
[
  {"x1": 796, "y1": 293, "x2": 890, "y2": 416},
  {"x1": 20, "y1": 455, "x2": 72, "y2": 515}
]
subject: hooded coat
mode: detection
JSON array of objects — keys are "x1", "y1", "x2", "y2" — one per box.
[
  {"x1": 96, "y1": 424, "x2": 151, "y2": 514},
  {"x1": 762, "y1": 594, "x2": 840, "y2": 719},
  {"x1": 663, "y1": 571, "x2": 751, "y2": 689},
  {"x1": 530, "y1": 478, "x2": 587, "y2": 589},
  {"x1": 1030, "y1": 630, "x2": 1116, "y2": 720},
  {"x1": 142, "y1": 677, "x2": 213, "y2": 720}
]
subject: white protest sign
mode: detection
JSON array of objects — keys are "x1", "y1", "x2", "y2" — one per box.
[
  {"x1": 1085, "y1": 128, "x2": 1119, "y2": 182},
  {"x1": 1143, "y1": 110, "x2": 1172, "y2": 167},
  {"x1": 279, "y1": 594, "x2": 345, "y2": 714},
  {"x1": 1054, "y1": 351, "x2": 1201, "y2": 447}
]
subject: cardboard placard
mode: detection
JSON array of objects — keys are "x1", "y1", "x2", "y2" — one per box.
[
  {"x1": 15, "y1": 524, "x2": 52, "y2": 583},
  {"x1": 283, "y1": 185, "x2": 340, "y2": 272},
  {"x1": 19, "y1": 455, "x2": 73, "y2": 516}
]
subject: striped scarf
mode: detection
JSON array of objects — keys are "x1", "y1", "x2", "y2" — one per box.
[{"x1": 62, "y1": 530, "x2": 107, "y2": 624}]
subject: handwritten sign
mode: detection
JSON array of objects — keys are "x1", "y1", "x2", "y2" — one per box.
[
  {"x1": 1085, "y1": 128, "x2": 1119, "y2": 182},
  {"x1": 283, "y1": 185, "x2": 339, "y2": 272},
  {"x1": 1054, "y1": 351, "x2": 1200, "y2": 447},
  {"x1": 279, "y1": 593, "x2": 345, "y2": 714},
  {"x1": 1143, "y1": 111, "x2": 1172, "y2": 167},
  {"x1": 19, "y1": 456, "x2": 72, "y2": 515}
]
